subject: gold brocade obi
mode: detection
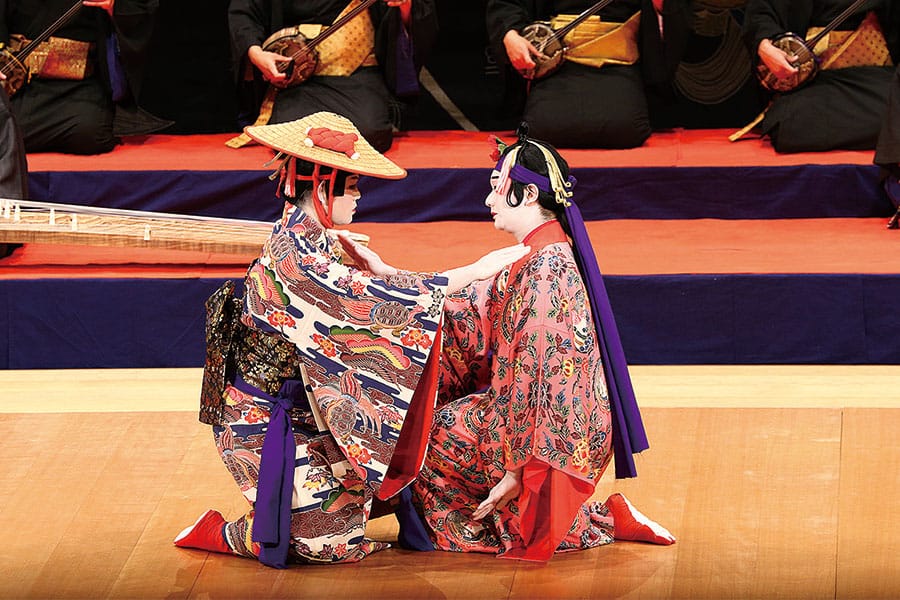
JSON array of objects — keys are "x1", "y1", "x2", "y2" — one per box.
[
  {"x1": 550, "y1": 11, "x2": 641, "y2": 68},
  {"x1": 8, "y1": 34, "x2": 94, "y2": 80},
  {"x1": 807, "y1": 11, "x2": 893, "y2": 71},
  {"x1": 199, "y1": 280, "x2": 306, "y2": 426}
]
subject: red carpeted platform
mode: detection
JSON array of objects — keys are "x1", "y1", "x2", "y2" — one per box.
[
  {"x1": 22, "y1": 129, "x2": 894, "y2": 223},
  {"x1": 3, "y1": 130, "x2": 899, "y2": 369},
  {"x1": 2, "y1": 218, "x2": 898, "y2": 279},
  {"x1": 23, "y1": 129, "x2": 877, "y2": 171}
]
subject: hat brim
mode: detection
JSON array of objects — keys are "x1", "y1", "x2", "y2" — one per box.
[{"x1": 245, "y1": 112, "x2": 406, "y2": 180}]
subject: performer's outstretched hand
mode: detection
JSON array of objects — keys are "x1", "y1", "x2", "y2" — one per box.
[
  {"x1": 336, "y1": 231, "x2": 397, "y2": 276},
  {"x1": 473, "y1": 469, "x2": 522, "y2": 520},
  {"x1": 470, "y1": 243, "x2": 530, "y2": 282},
  {"x1": 443, "y1": 243, "x2": 529, "y2": 294}
]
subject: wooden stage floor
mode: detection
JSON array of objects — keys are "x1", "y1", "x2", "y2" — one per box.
[{"x1": 1, "y1": 365, "x2": 899, "y2": 599}]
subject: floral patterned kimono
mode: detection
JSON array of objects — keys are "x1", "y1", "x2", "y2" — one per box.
[
  {"x1": 204, "y1": 203, "x2": 448, "y2": 566},
  {"x1": 412, "y1": 220, "x2": 616, "y2": 561}
]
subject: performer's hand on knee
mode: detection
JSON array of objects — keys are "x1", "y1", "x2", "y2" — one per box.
[{"x1": 473, "y1": 469, "x2": 522, "y2": 520}]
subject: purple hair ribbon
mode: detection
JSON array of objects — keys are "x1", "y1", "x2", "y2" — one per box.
[{"x1": 564, "y1": 201, "x2": 649, "y2": 478}]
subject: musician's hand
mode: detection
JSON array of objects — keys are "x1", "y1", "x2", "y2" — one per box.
[
  {"x1": 758, "y1": 38, "x2": 798, "y2": 80},
  {"x1": 83, "y1": 0, "x2": 114, "y2": 17},
  {"x1": 0, "y1": 72, "x2": 5, "y2": 81},
  {"x1": 248, "y1": 45, "x2": 291, "y2": 85},
  {"x1": 502, "y1": 30, "x2": 543, "y2": 72}
]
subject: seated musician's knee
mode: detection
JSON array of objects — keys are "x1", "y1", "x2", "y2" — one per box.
[
  {"x1": 525, "y1": 108, "x2": 650, "y2": 149},
  {"x1": 601, "y1": 112, "x2": 653, "y2": 149},
  {"x1": 361, "y1": 127, "x2": 393, "y2": 153},
  {"x1": 61, "y1": 113, "x2": 117, "y2": 155}
]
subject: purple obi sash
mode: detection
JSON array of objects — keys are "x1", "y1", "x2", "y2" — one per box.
[{"x1": 233, "y1": 375, "x2": 308, "y2": 569}]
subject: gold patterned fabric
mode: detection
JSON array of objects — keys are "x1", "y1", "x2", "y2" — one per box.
[
  {"x1": 549, "y1": 11, "x2": 641, "y2": 68},
  {"x1": 199, "y1": 279, "x2": 306, "y2": 426},
  {"x1": 225, "y1": 86, "x2": 277, "y2": 149},
  {"x1": 199, "y1": 280, "x2": 241, "y2": 425},
  {"x1": 231, "y1": 319, "x2": 306, "y2": 397},
  {"x1": 808, "y1": 11, "x2": 893, "y2": 71},
  {"x1": 8, "y1": 34, "x2": 94, "y2": 81},
  {"x1": 312, "y1": 0, "x2": 377, "y2": 76}
]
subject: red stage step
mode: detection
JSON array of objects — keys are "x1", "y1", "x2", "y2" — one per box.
[
  {"x1": 2, "y1": 218, "x2": 898, "y2": 280},
  {"x1": 24, "y1": 129, "x2": 876, "y2": 172},
  {"x1": 4, "y1": 131, "x2": 897, "y2": 368}
]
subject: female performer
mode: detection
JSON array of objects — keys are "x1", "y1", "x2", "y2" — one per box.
[{"x1": 409, "y1": 126, "x2": 675, "y2": 560}]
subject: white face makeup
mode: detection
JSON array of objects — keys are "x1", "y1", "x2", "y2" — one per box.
[
  {"x1": 321, "y1": 174, "x2": 361, "y2": 226},
  {"x1": 485, "y1": 169, "x2": 538, "y2": 239}
]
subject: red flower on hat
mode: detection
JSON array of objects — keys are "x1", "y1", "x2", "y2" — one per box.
[{"x1": 305, "y1": 127, "x2": 360, "y2": 160}]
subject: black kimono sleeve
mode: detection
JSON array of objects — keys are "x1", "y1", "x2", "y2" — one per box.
[
  {"x1": 640, "y1": 0, "x2": 692, "y2": 86},
  {"x1": 372, "y1": 0, "x2": 438, "y2": 97},
  {"x1": 876, "y1": 63, "x2": 900, "y2": 169},
  {"x1": 110, "y1": 0, "x2": 160, "y2": 101},
  {"x1": 486, "y1": 0, "x2": 533, "y2": 44},
  {"x1": 0, "y1": 0, "x2": 9, "y2": 42},
  {"x1": 229, "y1": 0, "x2": 271, "y2": 63},
  {"x1": 0, "y1": 86, "x2": 27, "y2": 200},
  {"x1": 743, "y1": 0, "x2": 802, "y2": 52}
]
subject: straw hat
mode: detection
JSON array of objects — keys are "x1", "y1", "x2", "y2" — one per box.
[{"x1": 245, "y1": 112, "x2": 406, "y2": 180}]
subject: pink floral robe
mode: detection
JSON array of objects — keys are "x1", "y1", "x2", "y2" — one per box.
[{"x1": 411, "y1": 220, "x2": 616, "y2": 561}]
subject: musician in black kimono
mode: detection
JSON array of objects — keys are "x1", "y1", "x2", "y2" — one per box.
[
  {"x1": 0, "y1": 0, "x2": 167, "y2": 155},
  {"x1": 875, "y1": 63, "x2": 900, "y2": 227},
  {"x1": 488, "y1": 0, "x2": 662, "y2": 149},
  {"x1": 228, "y1": 0, "x2": 438, "y2": 152},
  {"x1": 0, "y1": 83, "x2": 26, "y2": 199},
  {"x1": 743, "y1": 0, "x2": 900, "y2": 152},
  {"x1": 642, "y1": 0, "x2": 769, "y2": 130}
]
